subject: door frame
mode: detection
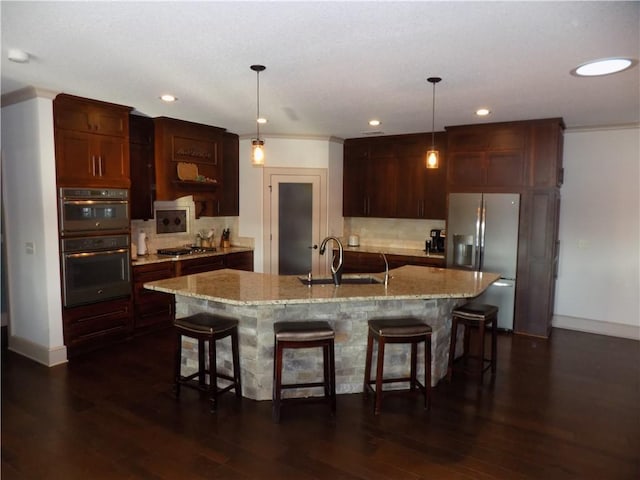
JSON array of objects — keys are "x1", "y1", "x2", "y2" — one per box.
[{"x1": 262, "y1": 167, "x2": 328, "y2": 275}]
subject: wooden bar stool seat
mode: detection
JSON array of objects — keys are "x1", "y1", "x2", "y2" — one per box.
[
  {"x1": 174, "y1": 313, "x2": 242, "y2": 412},
  {"x1": 447, "y1": 303, "x2": 498, "y2": 385},
  {"x1": 363, "y1": 317, "x2": 432, "y2": 415},
  {"x1": 272, "y1": 321, "x2": 336, "y2": 423}
]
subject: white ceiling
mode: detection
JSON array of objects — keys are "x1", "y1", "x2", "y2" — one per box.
[{"x1": 1, "y1": 1, "x2": 639, "y2": 139}]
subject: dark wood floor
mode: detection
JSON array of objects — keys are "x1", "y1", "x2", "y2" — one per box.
[{"x1": 2, "y1": 327, "x2": 639, "y2": 479}]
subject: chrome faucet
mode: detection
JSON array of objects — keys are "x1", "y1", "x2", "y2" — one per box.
[
  {"x1": 380, "y1": 252, "x2": 389, "y2": 287},
  {"x1": 319, "y1": 236, "x2": 344, "y2": 286}
]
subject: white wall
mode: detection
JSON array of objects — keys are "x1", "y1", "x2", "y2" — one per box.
[
  {"x1": 553, "y1": 126, "x2": 640, "y2": 339},
  {"x1": 238, "y1": 135, "x2": 343, "y2": 273},
  {"x1": 1, "y1": 93, "x2": 67, "y2": 365}
]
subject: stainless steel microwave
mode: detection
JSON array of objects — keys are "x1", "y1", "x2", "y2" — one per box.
[{"x1": 58, "y1": 188, "x2": 129, "y2": 235}]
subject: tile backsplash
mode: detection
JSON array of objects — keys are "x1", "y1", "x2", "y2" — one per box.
[{"x1": 343, "y1": 217, "x2": 446, "y2": 250}]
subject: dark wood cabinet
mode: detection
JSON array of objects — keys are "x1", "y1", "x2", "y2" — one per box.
[
  {"x1": 218, "y1": 132, "x2": 240, "y2": 216},
  {"x1": 343, "y1": 133, "x2": 447, "y2": 219},
  {"x1": 129, "y1": 115, "x2": 155, "y2": 220},
  {"x1": 63, "y1": 297, "x2": 133, "y2": 358},
  {"x1": 224, "y1": 251, "x2": 254, "y2": 271},
  {"x1": 340, "y1": 250, "x2": 444, "y2": 274},
  {"x1": 132, "y1": 261, "x2": 175, "y2": 333},
  {"x1": 154, "y1": 117, "x2": 225, "y2": 218},
  {"x1": 446, "y1": 118, "x2": 565, "y2": 337},
  {"x1": 54, "y1": 94, "x2": 131, "y2": 188},
  {"x1": 447, "y1": 123, "x2": 527, "y2": 188},
  {"x1": 176, "y1": 255, "x2": 226, "y2": 276}
]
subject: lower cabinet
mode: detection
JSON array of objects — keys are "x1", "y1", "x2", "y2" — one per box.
[
  {"x1": 64, "y1": 250, "x2": 254, "y2": 357},
  {"x1": 132, "y1": 261, "x2": 176, "y2": 334},
  {"x1": 341, "y1": 250, "x2": 444, "y2": 274},
  {"x1": 63, "y1": 297, "x2": 133, "y2": 358}
]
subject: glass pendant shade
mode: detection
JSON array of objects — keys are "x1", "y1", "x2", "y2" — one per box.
[
  {"x1": 250, "y1": 64, "x2": 266, "y2": 167},
  {"x1": 426, "y1": 76, "x2": 442, "y2": 170},
  {"x1": 252, "y1": 139, "x2": 265, "y2": 166},
  {"x1": 426, "y1": 149, "x2": 439, "y2": 169}
]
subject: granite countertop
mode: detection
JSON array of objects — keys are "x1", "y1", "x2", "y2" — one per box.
[
  {"x1": 144, "y1": 265, "x2": 499, "y2": 306},
  {"x1": 132, "y1": 246, "x2": 253, "y2": 266},
  {"x1": 342, "y1": 245, "x2": 445, "y2": 259}
]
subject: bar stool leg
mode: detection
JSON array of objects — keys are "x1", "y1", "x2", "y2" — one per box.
[
  {"x1": 231, "y1": 329, "x2": 242, "y2": 398},
  {"x1": 329, "y1": 338, "x2": 337, "y2": 414},
  {"x1": 447, "y1": 316, "x2": 458, "y2": 382},
  {"x1": 174, "y1": 332, "x2": 182, "y2": 398},
  {"x1": 363, "y1": 330, "x2": 374, "y2": 399},
  {"x1": 491, "y1": 315, "x2": 498, "y2": 376},
  {"x1": 374, "y1": 335, "x2": 385, "y2": 415},
  {"x1": 478, "y1": 320, "x2": 486, "y2": 385},
  {"x1": 410, "y1": 342, "x2": 418, "y2": 391},
  {"x1": 209, "y1": 338, "x2": 218, "y2": 411},
  {"x1": 425, "y1": 334, "x2": 432, "y2": 410},
  {"x1": 198, "y1": 339, "x2": 206, "y2": 387},
  {"x1": 272, "y1": 340, "x2": 283, "y2": 423}
]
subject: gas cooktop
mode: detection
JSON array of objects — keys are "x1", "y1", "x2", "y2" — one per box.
[{"x1": 156, "y1": 246, "x2": 217, "y2": 256}]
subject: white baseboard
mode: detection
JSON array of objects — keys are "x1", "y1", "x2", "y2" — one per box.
[
  {"x1": 8, "y1": 335, "x2": 68, "y2": 366},
  {"x1": 552, "y1": 315, "x2": 640, "y2": 341}
]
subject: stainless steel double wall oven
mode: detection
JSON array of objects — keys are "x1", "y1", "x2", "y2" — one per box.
[{"x1": 58, "y1": 188, "x2": 131, "y2": 307}]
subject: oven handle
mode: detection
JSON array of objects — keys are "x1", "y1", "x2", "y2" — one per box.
[
  {"x1": 63, "y1": 248, "x2": 129, "y2": 258},
  {"x1": 62, "y1": 200, "x2": 129, "y2": 206}
]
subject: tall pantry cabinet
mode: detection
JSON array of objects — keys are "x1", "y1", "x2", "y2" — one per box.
[{"x1": 446, "y1": 118, "x2": 564, "y2": 337}]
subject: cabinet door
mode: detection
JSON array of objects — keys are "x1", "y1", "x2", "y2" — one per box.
[
  {"x1": 343, "y1": 140, "x2": 369, "y2": 217},
  {"x1": 55, "y1": 130, "x2": 129, "y2": 187},
  {"x1": 218, "y1": 133, "x2": 239, "y2": 216},
  {"x1": 130, "y1": 115, "x2": 155, "y2": 220},
  {"x1": 132, "y1": 262, "x2": 175, "y2": 331},
  {"x1": 54, "y1": 94, "x2": 129, "y2": 136},
  {"x1": 366, "y1": 155, "x2": 398, "y2": 217},
  {"x1": 225, "y1": 251, "x2": 254, "y2": 271},
  {"x1": 177, "y1": 255, "x2": 226, "y2": 276},
  {"x1": 55, "y1": 129, "x2": 94, "y2": 184},
  {"x1": 447, "y1": 152, "x2": 486, "y2": 187},
  {"x1": 396, "y1": 153, "x2": 426, "y2": 218},
  {"x1": 96, "y1": 135, "x2": 129, "y2": 186},
  {"x1": 63, "y1": 297, "x2": 132, "y2": 357}
]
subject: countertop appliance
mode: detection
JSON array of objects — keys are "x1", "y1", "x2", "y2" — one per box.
[
  {"x1": 156, "y1": 246, "x2": 217, "y2": 257},
  {"x1": 430, "y1": 229, "x2": 445, "y2": 252},
  {"x1": 446, "y1": 193, "x2": 520, "y2": 330}
]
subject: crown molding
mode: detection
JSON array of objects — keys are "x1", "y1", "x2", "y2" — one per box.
[{"x1": 1, "y1": 86, "x2": 58, "y2": 107}]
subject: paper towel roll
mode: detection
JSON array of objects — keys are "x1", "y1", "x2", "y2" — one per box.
[{"x1": 137, "y1": 232, "x2": 147, "y2": 256}]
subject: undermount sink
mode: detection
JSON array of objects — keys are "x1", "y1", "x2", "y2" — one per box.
[{"x1": 298, "y1": 274, "x2": 384, "y2": 286}]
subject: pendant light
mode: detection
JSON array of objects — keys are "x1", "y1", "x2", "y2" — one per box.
[
  {"x1": 426, "y1": 76, "x2": 442, "y2": 169},
  {"x1": 251, "y1": 64, "x2": 266, "y2": 166}
]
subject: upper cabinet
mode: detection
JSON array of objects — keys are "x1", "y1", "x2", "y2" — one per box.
[
  {"x1": 343, "y1": 132, "x2": 447, "y2": 219},
  {"x1": 154, "y1": 117, "x2": 227, "y2": 217},
  {"x1": 129, "y1": 115, "x2": 155, "y2": 220},
  {"x1": 54, "y1": 94, "x2": 132, "y2": 188},
  {"x1": 446, "y1": 118, "x2": 564, "y2": 191}
]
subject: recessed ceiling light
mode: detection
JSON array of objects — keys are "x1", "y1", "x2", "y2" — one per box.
[
  {"x1": 160, "y1": 94, "x2": 177, "y2": 102},
  {"x1": 571, "y1": 57, "x2": 638, "y2": 77},
  {"x1": 8, "y1": 48, "x2": 29, "y2": 63},
  {"x1": 369, "y1": 119, "x2": 381, "y2": 127},
  {"x1": 475, "y1": 108, "x2": 491, "y2": 116},
  {"x1": 257, "y1": 117, "x2": 267, "y2": 124}
]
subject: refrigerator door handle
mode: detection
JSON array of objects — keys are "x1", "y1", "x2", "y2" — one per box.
[{"x1": 478, "y1": 202, "x2": 486, "y2": 270}]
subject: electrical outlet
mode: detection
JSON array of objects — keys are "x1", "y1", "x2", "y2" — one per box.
[
  {"x1": 577, "y1": 239, "x2": 590, "y2": 249},
  {"x1": 25, "y1": 242, "x2": 35, "y2": 255}
]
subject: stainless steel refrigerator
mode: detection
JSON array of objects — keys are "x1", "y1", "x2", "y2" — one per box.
[{"x1": 446, "y1": 193, "x2": 520, "y2": 330}]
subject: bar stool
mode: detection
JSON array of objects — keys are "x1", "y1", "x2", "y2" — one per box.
[
  {"x1": 363, "y1": 318, "x2": 432, "y2": 415},
  {"x1": 272, "y1": 321, "x2": 336, "y2": 423},
  {"x1": 174, "y1": 313, "x2": 242, "y2": 412},
  {"x1": 447, "y1": 303, "x2": 498, "y2": 385}
]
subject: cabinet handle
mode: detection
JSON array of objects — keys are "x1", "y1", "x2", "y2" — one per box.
[
  {"x1": 98, "y1": 156, "x2": 103, "y2": 176},
  {"x1": 91, "y1": 156, "x2": 96, "y2": 176}
]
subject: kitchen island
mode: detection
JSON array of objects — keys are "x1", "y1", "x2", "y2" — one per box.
[{"x1": 145, "y1": 265, "x2": 499, "y2": 400}]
